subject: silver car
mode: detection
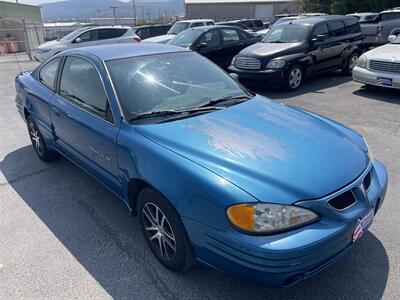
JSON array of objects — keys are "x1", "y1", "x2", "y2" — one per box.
[
  {"x1": 360, "y1": 9, "x2": 400, "y2": 46},
  {"x1": 35, "y1": 26, "x2": 140, "y2": 62}
]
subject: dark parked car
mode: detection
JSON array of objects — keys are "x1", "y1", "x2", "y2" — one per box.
[
  {"x1": 229, "y1": 16, "x2": 363, "y2": 90},
  {"x1": 168, "y1": 25, "x2": 258, "y2": 69},
  {"x1": 132, "y1": 25, "x2": 171, "y2": 40}
]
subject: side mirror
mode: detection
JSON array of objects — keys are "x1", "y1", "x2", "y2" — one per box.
[
  {"x1": 74, "y1": 37, "x2": 82, "y2": 43},
  {"x1": 311, "y1": 34, "x2": 326, "y2": 43},
  {"x1": 197, "y1": 42, "x2": 208, "y2": 50},
  {"x1": 388, "y1": 34, "x2": 397, "y2": 43},
  {"x1": 229, "y1": 73, "x2": 239, "y2": 81}
]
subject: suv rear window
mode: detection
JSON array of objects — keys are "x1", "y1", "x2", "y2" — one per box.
[{"x1": 99, "y1": 28, "x2": 127, "y2": 40}]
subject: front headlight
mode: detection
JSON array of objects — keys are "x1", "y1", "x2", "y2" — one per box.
[
  {"x1": 363, "y1": 137, "x2": 374, "y2": 162},
  {"x1": 227, "y1": 203, "x2": 318, "y2": 234},
  {"x1": 356, "y1": 55, "x2": 367, "y2": 68},
  {"x1": 266, "y1": 59, "x2": 285, "y2": 69}
]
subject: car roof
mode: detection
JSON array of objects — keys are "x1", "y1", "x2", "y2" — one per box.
[
  {"x1": 62, "y1": 43, "x2": 189, "y2": 61},
  {"x1": 178, "y1": 19, "x2": 214, "y2": 23},
  {"x1": 190, "y1": 25, "x2": 242, "y2": 31},
  {"x1": 82, "y1": 25, "x2": 132, "y2": 30},
  {"x1": 284, "y1": 15, "x2": 357, "y2": 26}
]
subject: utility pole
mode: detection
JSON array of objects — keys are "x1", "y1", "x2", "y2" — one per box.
[
  {"x1": 110, "y1": 6, "x2": 118, "y2": 25},
  {"x1": 131, "y1": 0, "x2": 137, "y2": 26},
  {"x1": 141, "y1": 7, "x2": 144, "y2": 24}
]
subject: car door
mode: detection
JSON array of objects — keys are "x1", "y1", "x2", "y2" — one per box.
[
  {"x1": 50, "y1": 55, "x2": 122, "y2": 196},
  {"x1": 220, "y1": 28, "x2": 243, "y2": 69},
  {"x1": 309, "y1": 23, "x2": 335, "y2": 72},
  {"x1": 328, "y1": 21, "x2": 348, "y2": 67},
  {"x1": 195, "y1": 29, "x2": 224, "y2": 66}
]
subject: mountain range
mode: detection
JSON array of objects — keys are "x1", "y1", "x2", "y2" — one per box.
[{"x1": 40, "y1": 0, "x2": 185, "y2": 21}]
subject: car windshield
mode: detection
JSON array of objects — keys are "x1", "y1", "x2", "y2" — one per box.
[
  {"x1": 359, "y1": 14, "x2": 378, "y2": 23},
  {"x1": 59, "y1": 27, "x2": 88, "y2": 41},
  {"x1": 168, "y1": 30, "x2": 202, "y2": 47},
  {"x1": 262, "y1": 24, "x2": 309, "y2": 43},
  {"x1": 106, "y1": 52, "x2": 246, "y2": 121},
  {"x1": 168, "y1": 22, "x2": 190, "y2": 35}
]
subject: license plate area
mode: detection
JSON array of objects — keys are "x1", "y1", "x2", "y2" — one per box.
[
  {"x1": 377, "y1": 77, "x2": 393, "y2": 87},
  {"x1": 353, "y1": 209, "x2": 374, "y2": 242}
]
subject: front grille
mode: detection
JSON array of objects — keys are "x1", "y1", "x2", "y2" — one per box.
[
  {"x1": 234, "y1": 56, "x2": 261, "y2": 70},
  {"x1": 369, "y1": 60, "x2": 400, "y2": 74},
  {"x1": 362, "y1": 172, "x2": 371, "y2": 191},
  {"x1": 328, "y1": 190, "x2": 357, "y2": 210}
]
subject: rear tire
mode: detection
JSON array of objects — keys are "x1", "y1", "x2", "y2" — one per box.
[
  {"x1": 27, "y1": 116, "x2": 58, "y2": 162},
  {"x1": 284, "y1": 65, "x2": 303, "y2": 91},
  {"x1": 342, "y1": 52, "x2": 359, "y2": 75},
  {"x1": 137, "y1": 187, "x2": 196, "y2": 272}
]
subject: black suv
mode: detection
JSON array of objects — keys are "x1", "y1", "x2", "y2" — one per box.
[{"x1": 228, "y1": 16, "x2": 363, "y2": 90}]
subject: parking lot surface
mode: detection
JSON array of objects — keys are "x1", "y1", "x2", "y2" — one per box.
[{"x1": 1, "y1": 55, "x2": 399, "y2": 299}]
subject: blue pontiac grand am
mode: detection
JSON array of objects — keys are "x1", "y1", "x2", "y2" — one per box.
[{"x1": 15, "y1": 43, "x2": 388, "y2": 287}]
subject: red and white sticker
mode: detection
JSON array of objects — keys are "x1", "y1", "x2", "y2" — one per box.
[{"x1": 353, "y1": 209, "x2": 374, "y2": 242}]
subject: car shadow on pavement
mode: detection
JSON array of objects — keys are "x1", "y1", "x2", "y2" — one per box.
[
  {"x1": 0, "y1": 146, "x2": 390, "y2": 300},
  {"x1": 353, "y1": 85, "x2": 400, "y2": 105},
  {"x1": 245, "y1": 72, "x2": 353, "y2": 100}
]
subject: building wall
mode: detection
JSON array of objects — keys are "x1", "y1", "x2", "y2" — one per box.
[
  {"x1": 0, "y1": 1, "x2": 44, "y2": 52},
  {"x1": 186, "y1": 1, "x2": 300, "y2": 21}
]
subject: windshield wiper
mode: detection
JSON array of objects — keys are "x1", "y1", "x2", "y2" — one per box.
[
  {"x1": 129, "y1": 106, "x2": 223, "y2": 122},
  {"x1": 196, "y1": 94, "x2": 253, "y2": 109}
]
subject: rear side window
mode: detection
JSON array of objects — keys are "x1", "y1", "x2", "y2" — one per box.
[
  {"x1": 312, "y1": 24, "x2": 329, "y2": 38},
  {"x1": 99, "y1": 28, "x2": 127, "y2": 40},
  {"x1": 253, "y1": 20, "x2": 263, "y2": 27},
  {"x1": 221, "y1": 28, "x2": 240, "y2": 44},
  {"x1": 381, "y1": 12, "x2": 400, "y2": 21},
  {"x1": 191, "y1": 22, "x2": 205, "y2": 28},
  {"x1": 345, "y1": 18, "x2": 361, "y2": 34},
  {"x1": 136, "y1": 28, "x2": 150, "y2": 39},
  {"x1": 39, "y1": 57, "x2": 61, "y2": 90},
  {"x1": 206, "y1": 21, "x2": 214, "y2": 26},
  {"x1": 59, "y1": 56, "x2": 112, "y2": 122},
  {"x1": 241, "y1": 20, "x2": 254, "y2": 28},
  {"x1": 329, "y1": 21, "x2": 345, "y2": 37}
]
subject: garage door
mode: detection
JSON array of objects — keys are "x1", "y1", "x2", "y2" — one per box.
[{"x1": 255, "y1": 4, "x2": 273, "y2": 20}]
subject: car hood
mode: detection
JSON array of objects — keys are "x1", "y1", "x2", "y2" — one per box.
[
  {"x1": 142, "y1": 34, "x2": 175, "y2": 44},
  {"x1": 135, "y1": 96, "x2": 368, "y2": 204},
  {"x1": 366, "y1": 44, "x2": 400, "y2": 61},
  {"x1": 37, "y1": 40, "x2": 63, "y2": 50},
  {"x1": 237, "y1": 42, "x2": 304, "y2": 59}
]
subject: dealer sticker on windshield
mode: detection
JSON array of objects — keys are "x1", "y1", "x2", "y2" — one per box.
[
  {"x1": 353, "y1": 209, "x2": 374, "y2": 242},
  {"x1": 377, "y1": 77, "x2": 393, "y2": 87}
]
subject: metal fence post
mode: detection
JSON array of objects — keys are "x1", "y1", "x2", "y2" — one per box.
[{"x1": 22, "y1": 18, "x2": 32, "y2": 60}]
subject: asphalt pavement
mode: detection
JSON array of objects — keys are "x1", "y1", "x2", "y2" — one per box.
[{"x1": 0, "y1": 54, "x2": 399, "y2": 299}]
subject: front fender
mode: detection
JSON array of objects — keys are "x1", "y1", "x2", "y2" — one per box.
[{"x1": 116, "y1": 121, "x2": 256, "y2": 230}]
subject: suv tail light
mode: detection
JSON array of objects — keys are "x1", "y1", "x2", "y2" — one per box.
[{"x1": 133, "y1": 36, "x2": 141, "y2": 43}]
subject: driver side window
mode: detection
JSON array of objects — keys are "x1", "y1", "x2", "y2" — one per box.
[
  {"x1": 312, "y1": 24, "x2": 329, "y2": 38},
  {"x1": 76, "y1": 30, "x2": 99, "y2": 43},
  {"x1": 198, "y1": 30, "x2": 220, "y2": 48}
]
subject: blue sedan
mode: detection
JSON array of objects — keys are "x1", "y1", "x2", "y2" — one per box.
[{"x1": 15, "y1": 44, "x2": 388, "y2": 287}]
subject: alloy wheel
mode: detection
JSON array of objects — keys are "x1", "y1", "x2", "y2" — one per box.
[
  {"x1": 288, "y1": 67, "x2": 302, "y2": 89},
  {"x1": 29, "y1": 123, "x2": 43, "y2": 155},
  {"x1": 349, "y1": 55, "x2": 358, "y2": 70},
  {"x1": 142, "y1": 202, "x2": 176, "y2": 260}
]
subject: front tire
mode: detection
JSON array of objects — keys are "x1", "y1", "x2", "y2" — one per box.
[
  {"x1": 284, "y1": 65, "x2": 303, "y2": 91},
  {"x1": 27, "y1": 116, "x2": 58, "y2": 162},
  {"x1": 137, "y1": 187, "x2": 196, "y2": 272},
  {"x1": 342, "y1": 52, "x2": 359, "y2": 75}
]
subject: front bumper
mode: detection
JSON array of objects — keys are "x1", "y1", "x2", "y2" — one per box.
[
  {"x1": 353, "y1": 66, "x2": 400, "y2": 89},
  {"x1": 183, "y1": 160, "x2": 388, "y2": 287},
  {"x1": 228, "y1": 65, "x2": 285, "y2": 85}
]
